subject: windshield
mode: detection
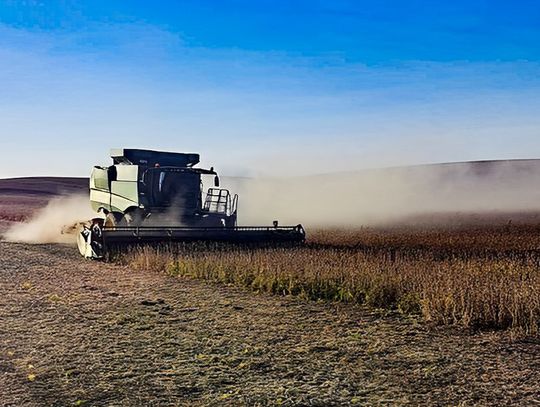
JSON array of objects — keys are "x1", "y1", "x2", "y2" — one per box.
[{"x1": 144, "y1": 168, "x2": 201, "y2": 212}]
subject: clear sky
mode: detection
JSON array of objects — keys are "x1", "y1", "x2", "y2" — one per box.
[{"x1": 0, "y1": 1, "x2": 539, "y2": 177}]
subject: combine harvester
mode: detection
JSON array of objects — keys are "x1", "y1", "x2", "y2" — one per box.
[{"x1": 77, "y1": 149, "x2": 305, "y2": 258}]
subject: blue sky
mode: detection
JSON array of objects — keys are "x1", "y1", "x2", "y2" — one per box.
[{"x1": 0, "y1": 1, "x2": 539, "y2": 177}]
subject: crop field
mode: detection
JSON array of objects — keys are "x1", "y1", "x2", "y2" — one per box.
[
  {"x1": 1, "y1": 233, "x2": 540, "y2": 406},
  {"x1": 2, "y1": 179, "x2": 540, "y2": 405},
  {"x1": 127, "y1": 225, "x2": 540, "y2": 335}
]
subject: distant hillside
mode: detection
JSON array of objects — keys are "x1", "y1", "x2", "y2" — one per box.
[
  {"x1": 0, "y1": 177, "x2": 88, "y2": 197},
  {"x1": 0, "y1": 177, "x2": 88, "y2": 226},
  {"x1": 306, "y1": 159, "x2": 540, "y2": 180},
  {"x1": 2, "y1": 159, "x2": 540, "y2": 228},
  {"x1": 3, "y1": 159, "x2": 540, "y2": 194}
]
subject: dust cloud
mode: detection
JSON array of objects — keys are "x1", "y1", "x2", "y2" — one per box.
[
  {"x1": 4, "y1": 160, "x2": 540, "y2": 241},
  {"x1": 3, "y1": 194, "x2": 95, "y2": 244},
  {"x1": 223, "y1": 160, "x2": 540, "y2": 228}
]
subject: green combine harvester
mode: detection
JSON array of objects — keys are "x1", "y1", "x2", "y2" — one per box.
[{"x1": 77, "y1": 148, "x2": 305, "y2": 258}]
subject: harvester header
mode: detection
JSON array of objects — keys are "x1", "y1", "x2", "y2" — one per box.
[{"x1": 77, "y1": 148, "x2": 305, "y2": 258}]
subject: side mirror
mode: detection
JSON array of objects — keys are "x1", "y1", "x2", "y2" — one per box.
[{"x1": 214, "y1": 175, "x2": 220, "y2": 187}]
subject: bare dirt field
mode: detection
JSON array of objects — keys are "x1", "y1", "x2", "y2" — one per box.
[{"x1": 1, "y1": 240, "x2": 540, "y2": 406}]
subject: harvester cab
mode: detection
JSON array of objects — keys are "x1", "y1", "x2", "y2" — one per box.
[
  {"x1": 78, "y1": 148, "x2": 305, "y2": 258},
  {"x1": 89, "y1": 148, "x2": 236, "y2": 228}
]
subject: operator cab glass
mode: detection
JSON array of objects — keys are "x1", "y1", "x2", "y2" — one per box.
[{"x1": 144, "y1": 168, "x2": 201, "y2": 214}]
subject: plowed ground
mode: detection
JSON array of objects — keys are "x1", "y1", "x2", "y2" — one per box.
[{"x1": 1, "y1": 240, "x2": 540, "y2": 406}]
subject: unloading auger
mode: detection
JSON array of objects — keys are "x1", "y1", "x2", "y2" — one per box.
[{"x1": 77, "y1": 148, "x2": 305, "y2": 259}]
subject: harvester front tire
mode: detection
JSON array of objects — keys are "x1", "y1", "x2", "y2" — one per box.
[{"x1": 77, "y1": 218, "x2": 104, "y2": 259}]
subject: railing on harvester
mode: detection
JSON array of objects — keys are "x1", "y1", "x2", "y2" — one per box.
[{"x1": 203, "y1": 188, "x2": 238, "y2": 216}]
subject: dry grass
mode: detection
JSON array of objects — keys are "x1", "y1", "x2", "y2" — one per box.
[{"x1": 125, "y1": 226, "x2": 540, "y2": 335}]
